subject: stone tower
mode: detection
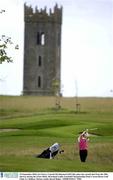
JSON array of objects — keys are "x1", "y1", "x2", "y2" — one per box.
[{"x1": 23, "y1": 4, "x2": 62, "y2": 95}]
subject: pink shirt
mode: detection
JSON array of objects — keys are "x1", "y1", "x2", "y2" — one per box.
[{"x1": 79, "y1": 137, "x2": 88, "y2": 150}]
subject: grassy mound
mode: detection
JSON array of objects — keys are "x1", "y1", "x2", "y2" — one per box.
[{"x1": 0, "y1": 96, "x2": 113, "y2": 171}]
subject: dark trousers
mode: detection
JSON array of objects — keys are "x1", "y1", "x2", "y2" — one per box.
[{"x1": 79, "y1": 149, "x2": 88, "y2": 162}]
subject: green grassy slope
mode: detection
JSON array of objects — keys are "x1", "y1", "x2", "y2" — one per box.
[{"x1": 0, "y1": 107, "x2": 113, "y2": 171}]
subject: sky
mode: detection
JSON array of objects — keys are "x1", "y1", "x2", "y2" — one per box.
[{"x1": 0, "y1": 0, "x2": 112, "y2": 97}]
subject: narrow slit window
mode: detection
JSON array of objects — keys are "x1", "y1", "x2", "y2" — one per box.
[
  {"x1": 38, "y1": 76, "x2": 41, "y2": 88},
  {"x1": 38, "y1": 56, "x2": 42, "y2": 66}
]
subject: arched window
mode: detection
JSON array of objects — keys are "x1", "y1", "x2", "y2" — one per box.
[
  {"x1": 37, "y1": 32, "x2": 45, "y2": 45},
  {"x1": 41, "y1": 32, "x2": 45, "y2": 45}
]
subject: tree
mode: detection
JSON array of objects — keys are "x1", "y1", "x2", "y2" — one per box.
[
  {"x1": 0, "y1": 35, "x2": 19, "y2": 64},
  {"x1": 52, "y1": 79, "x2": 61, "y2": 109},
  {"x1": 0, "y1": 10, "x2": 19, "y2": 64},
  {"x1": 0, "y1": 35, "x2": 13, "y2": 64},
  {"x1": 75, "y1": 80, "x2": 80, "y2": 113}
]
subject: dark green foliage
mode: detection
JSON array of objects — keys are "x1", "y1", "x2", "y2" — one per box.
[{"x1": 0, "y1": 35, "x2": 13, "y2": 63}]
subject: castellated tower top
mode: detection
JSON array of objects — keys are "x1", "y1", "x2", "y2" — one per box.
[{"x1": 24, "y1": 3, "x2": 62, "y2": 24}]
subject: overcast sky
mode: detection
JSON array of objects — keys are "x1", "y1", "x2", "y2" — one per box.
[{"x1": 0, "y1": 0, "x2": 112, "y2": 97}]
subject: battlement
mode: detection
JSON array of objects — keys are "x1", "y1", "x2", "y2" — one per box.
[{"x1": 24, "y1": 3, "x2": 62, "y2": 24}]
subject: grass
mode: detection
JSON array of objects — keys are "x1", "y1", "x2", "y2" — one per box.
[{"x1": 0, "y1": 96, "x2": 113, "y2": 172}]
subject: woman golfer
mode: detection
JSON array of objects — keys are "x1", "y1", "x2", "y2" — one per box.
[{"x1": 78, "y1": 130, "x2": 89, "y2": 162}]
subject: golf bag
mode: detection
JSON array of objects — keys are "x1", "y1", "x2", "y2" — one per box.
[
  {"x1": 36, "y1": 148, "x2": 59, "y2": 159},
  {"x1": 36, "y1": 143, "x2": 60, "y2": 159}
]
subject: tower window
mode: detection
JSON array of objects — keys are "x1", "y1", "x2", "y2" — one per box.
[
  {"x1": 38, "y1": 56, "x2": 42, "y2": 66},
  {"x1": 38, "y1": 76, "x2": 41, "y2": 88},
  {"x1": 37, "y1": 32, "x2": 45, "y2": 45},
  {"x1": 37, "y1": 32, "x2": 41, "y2": 45},
  {"x1": 41, "y1": 32, "x2": 45, "y2": 45}
]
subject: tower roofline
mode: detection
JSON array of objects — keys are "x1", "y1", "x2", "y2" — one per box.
[{"x1": 24, "y1": 3, "x2": 62, "y2": 24}]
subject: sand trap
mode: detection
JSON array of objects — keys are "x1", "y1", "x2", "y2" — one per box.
[
  {"x1": 88, "y1": 133, "x2": 98, "y2": 137},
  {"x1": 0, "y1": 129, "x2": 20, "y2": 133}
]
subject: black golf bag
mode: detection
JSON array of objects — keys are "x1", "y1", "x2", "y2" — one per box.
[{"x1": 36, "y1": 148, "x2": 59, "y2": 159}]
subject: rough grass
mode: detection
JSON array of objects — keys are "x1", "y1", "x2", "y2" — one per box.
[
  {"x1": 0, "y1": 96, "x2": 113, "y2": 115},
  {"x1": 0, "y1": 96, "x2": 113, "y2": 172}
]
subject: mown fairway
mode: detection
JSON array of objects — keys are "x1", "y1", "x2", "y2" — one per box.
[{"x1": 0, "y1": 96, "x2": 113, "y2": 172}]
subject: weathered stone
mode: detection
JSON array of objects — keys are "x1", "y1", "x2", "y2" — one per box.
[{"x1": 23, "y1": 4, "x2": 62, "y2": 96}]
